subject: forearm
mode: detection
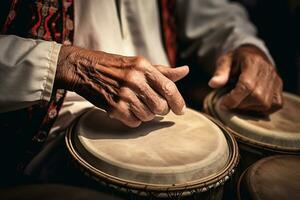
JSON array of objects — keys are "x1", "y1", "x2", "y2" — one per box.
[{"x1": 0, "y1": 35, "x2": 61, "y2": 112}]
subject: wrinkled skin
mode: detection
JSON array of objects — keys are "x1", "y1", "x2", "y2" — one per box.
[
  {"x1": 209, "y1": 45, "x2": 283, "y2": 114},
  {"x1": 55, "y1": 45, "x2": 189, "y2": 127}
]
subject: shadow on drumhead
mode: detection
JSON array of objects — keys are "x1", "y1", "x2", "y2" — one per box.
[{"x1": 77, "y1": 109, "x2": 175, "y2": 140}]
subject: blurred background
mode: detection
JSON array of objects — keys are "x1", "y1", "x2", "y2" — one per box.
[{"x1": 234, "y1": 0, "x2": 300, "y2": 95}]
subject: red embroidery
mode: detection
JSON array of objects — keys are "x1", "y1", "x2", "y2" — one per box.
[{"x1": 160, "y1": 0, "x2": 177, "y2": 67}]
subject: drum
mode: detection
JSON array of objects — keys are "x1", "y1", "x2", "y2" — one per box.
[
  {"x1": 65, "y1": 107, "x2": 239, "y2": 199},
  {"x1": 0, "y1": 184, "x2": 123, "y2": 200},
  {"x1": 204, "y1": 89, "x2": 300, "y2": 168},
  {"x1": 237, "y1": 155, "x2": 300, "y2": 200}
]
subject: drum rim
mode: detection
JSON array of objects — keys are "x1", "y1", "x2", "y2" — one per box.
[
  {"x1": 204, "y1": 89, "x2": 300, "y2": 153},
  {"x1": 65, "y1": 109, "x2": 239, "y2": 194}
]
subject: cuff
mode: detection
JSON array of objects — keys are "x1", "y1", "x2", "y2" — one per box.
[
  {"x1": 41, "y1": 42, "x2": 62, "y2": 101},
  {"x1": 221, "y1": 29, "x2": 275, "y2": 66}
]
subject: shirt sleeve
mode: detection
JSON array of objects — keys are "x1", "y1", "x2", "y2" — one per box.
[
  {"x1": 176, "y1": 0, "x2": 274, "y2": 68},
  {"x1": 0, "y1": 35, "x2": 61, "y2": 113}
]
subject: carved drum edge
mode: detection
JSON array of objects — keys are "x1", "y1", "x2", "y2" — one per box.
[{"x1": 64, "y1": 111, "x2": 240, "y2": 198}]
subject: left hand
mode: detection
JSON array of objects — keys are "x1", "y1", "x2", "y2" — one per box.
[{"x1": 208, "y1": 45, "x2": 283, "y2": 114}]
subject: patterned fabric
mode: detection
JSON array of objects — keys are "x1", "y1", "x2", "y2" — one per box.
[
  {"x1": 160, "y1": 0, "x2": 177, "y2": 67},
  {"x1": 0, "y1": 0, "x2": 74, "y2": 179}
]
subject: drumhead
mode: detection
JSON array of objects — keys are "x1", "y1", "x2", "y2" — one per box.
[
  {"x1": 66, "y1": 107, "x2": 238, "y2": 190},
  {"x1": 205, "y1": 90, "x2": 300, "y2": 151},
  {"x1": 238, "y1": 155, "x2": 300, "y2": 200}
]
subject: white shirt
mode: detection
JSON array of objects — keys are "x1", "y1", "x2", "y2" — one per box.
[{"x1": 0, "y1": 0, "x2": 274, "y2": 132}]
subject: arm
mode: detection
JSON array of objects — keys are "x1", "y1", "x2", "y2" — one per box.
[
  {"x1": 0, "y1": 35, "x2": 189, "y2": 127},
  {"x1": 176, "y1": 0, "x2": 283, "y2": 114},
  {"x1": 0, "y1": 35, "x2": 61, "y2": 112}
]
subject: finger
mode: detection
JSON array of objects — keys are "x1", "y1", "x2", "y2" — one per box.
[
  {"x1": 119, "y1": 87, "x2": 155, "y2": 122},
  {"x1": 237, "y1": 66, "x2": 275, "y2": 112},
  {"x1": 133, "y1": 82, "x2": 170, "y2": 115},
  {"x1": 209, "y1": 52, "x2": 233, "y2": 88},
  {"x1": 146, "y1": 71, "x2": 185, "y2": 115},
  {"x1": 108, "y1": 100, "x2": 141, "y2": 128},
  {"x1": 221, "y1": 57, "x2": 260, "y2": 109},
  {"x1": 221, "y1": 81, "x2": 253, "y2": 109},
  {"x1": 270, "y1": 75, "x2": 284, "y2": 112},
  {"x1": 154, "y1": 65, "x2": 189, "y2": 82}
]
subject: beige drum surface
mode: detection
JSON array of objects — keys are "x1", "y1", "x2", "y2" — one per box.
[
  {"x1": 214, "y1": 92, "x2": 300, "y2": 150},
  {"x1": 72, "y1": 108, "x2": 230, "y2": 185}
]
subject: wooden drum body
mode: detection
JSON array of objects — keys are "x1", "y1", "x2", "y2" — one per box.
[
  {"x1": 204, "y1": 89, "x2": 300, "y2": 168},
  {"x1": 237, "y1": 155, "x2": 300, "y2": 200},
  {"x1": 65, "y1": 108, "x2": 239, "y2": 199}
]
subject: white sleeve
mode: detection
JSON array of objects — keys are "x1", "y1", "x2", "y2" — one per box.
[
  {"x1": 176, "y1": 0, "x2": 274, "y2": 67},
  {"x1": 0, "y1": 35, "x2": 61, "y2": 113}
]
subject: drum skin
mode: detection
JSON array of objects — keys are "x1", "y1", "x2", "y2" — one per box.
[
  {"x1": 65, "y1": 107, "x2": 239, "y2": 199},
  {"x1": 204, "y1": 89, "x2": 300, "y2": 168},
  {"x1": 237, "y1": 155, "x2": 300, "y2": 200},
  {"x1": 0, "y1": 184, "x2": 123, "y2": 200}
]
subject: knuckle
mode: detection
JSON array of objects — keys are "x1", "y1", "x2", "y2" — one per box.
[
  {"x1": 252, "y1": 89, "x2": 264, "y2": 102},
  {"x1": 125, "y1": 71, "x2": 144, "y2": 86},
  {"x1": 153, "y1": 100, "x2": 168, "y2": 114},
  {"x1": 135, "y1": 56, "x2": 149, "y2": 68},
  {"x1": 163, "y1": 81, "x2": 177, "y2": 97},
  {"x1": 239, "y1": 79, "x2": 255, "y2": 93},
  {"x1": 252, "y1": 90, "x2": 271, "y2": 109},
  {"x1": 119, "y1": 87, "x2": 131, "y2": 97}
]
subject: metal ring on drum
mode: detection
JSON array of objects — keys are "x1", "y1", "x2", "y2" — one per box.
[
  {"x1": 65, "y1": 107, "x2": 239, "y2": 199},
  {"x1": 204, "y1": 89, "x2": 300, "y2": 169}
]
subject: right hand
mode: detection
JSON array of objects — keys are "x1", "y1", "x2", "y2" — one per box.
[{"x1": 55, "y1": 45, "x2": 189, "y2": 127}]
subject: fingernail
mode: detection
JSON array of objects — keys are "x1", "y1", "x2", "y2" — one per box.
[
  {"x1": 208, "y1": 76, "x2": 223, "y2": 88},
  {"x1": 179, "y1": 65, "x2": 189, "y2": 68},
  {"x1": 208, "y1": 77, "x2": 216, "y2": 88}
]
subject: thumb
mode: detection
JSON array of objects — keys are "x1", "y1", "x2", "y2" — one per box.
[
  {"x1": 155, "y1": 65, "x2": 189, "y2": 82},
  {"x1": 208, "y1": 52, "x2": 232, "y2": 88}
]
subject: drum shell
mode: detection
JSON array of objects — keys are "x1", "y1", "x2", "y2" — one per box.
[
  {"x1": 204, "y1": 90, "x2": 300, "y2": 169},
  {"x1": 236, "y1": 155, "x2": 300, "y2": 200},
  {"x1": 65, "y1": 109, "x2": 239, "y2": 200}
]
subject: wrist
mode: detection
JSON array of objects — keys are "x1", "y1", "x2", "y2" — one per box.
[
  {"x1": 54, "y1": 45, "x2": 81, "y2": 91},
  {"x1": 238, "y1": 44, "x2": 272, "y2": 65}
]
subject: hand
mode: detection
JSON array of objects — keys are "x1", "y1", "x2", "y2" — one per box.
[
  {"x1": 55, "y1": 45, "x2": 189, "y2": 127},
  {"x1": 208, "y1": 45, "x2": 283, "y2": 114}
]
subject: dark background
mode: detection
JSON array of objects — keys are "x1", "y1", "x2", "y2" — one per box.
[{"x1": 234, "y1": 0, "x2": 300, "y2": 95}]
